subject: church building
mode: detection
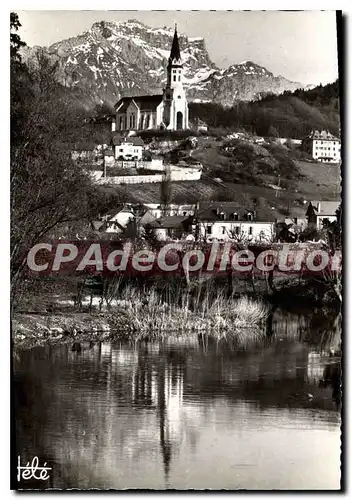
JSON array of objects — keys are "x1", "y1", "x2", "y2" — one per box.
[{"x1": 114, "y1": 27, "x2": 189, "y2": 131}]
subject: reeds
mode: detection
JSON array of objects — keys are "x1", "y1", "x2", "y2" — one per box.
[{"x1": 108, "y1": 279, "x2": 269, "y2": 340}]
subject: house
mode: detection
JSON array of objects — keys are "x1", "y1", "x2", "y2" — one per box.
[
  {"x1": 301, "y1": 130, "x2": 341, "y2": 163},
  {"x1": 306, "y1": 201, "x2": 340, "y2": 230},
  {"x1": 70, "y1": 141, "x2": 101, "y2": 162},
  {"x1": 112, "y1": 135, "x2": 144, "y2": 160},
  {"x1": 90, "y1": 113, "x2": 116, "y2": 133},
  {"x1": 143, "y1": 203, "x2": 196, "y2": 219},
  {"x1": 92, "y1": 206, "x2": 136, "y2": 234},
  {"x1": 122, "y1": 209, "x2": 159, "y2": 239},
  {"x1": 114, "y1": 27, "x2": 189, "y2": 131},
  {"x1": 152, "y1": 215, "x2": 193, "y2": 241},
  {"x1": 105, "y1": 206, "x2": 136, "y2": 234},
  {"x1": 194, "y1": 202, "x2": 275, "y2": 242}
]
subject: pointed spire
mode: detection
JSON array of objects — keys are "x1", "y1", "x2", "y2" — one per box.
[{"x1": 169, "y1": 25, "x2": 181, "y2": 63}]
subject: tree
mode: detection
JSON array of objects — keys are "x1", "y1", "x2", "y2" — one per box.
[
  {"x1": 93, "y1": 102, "x2": 115, "y2": 118},
  {"x1": 268, "y1": 125, "x2": 279, "y2": 138},
  {"x1": 327, "y1": 205, "x2": 342, "y2": 251},
  {"x1": 143, "y1": 223, "x2": 159, "y2": 248},
  {"x1": 10, "y1": 12, "x2": 26, "y2": 62},
  {"x1": 11, "y1": 35, "x2": 96, "y2": 304},
  {"x1": 160, "y1": 165, "x2": 172, "y2": 216}
]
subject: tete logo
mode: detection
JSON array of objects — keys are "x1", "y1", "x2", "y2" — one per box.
[{"x1": 17, "y1": 456, "x2": 52, "y2": 482}]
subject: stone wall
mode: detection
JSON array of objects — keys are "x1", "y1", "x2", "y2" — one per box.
[{"x1": 96, "y1": 166, "x2": 202, "y2": 185}]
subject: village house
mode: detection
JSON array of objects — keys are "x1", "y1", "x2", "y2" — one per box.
[
  {"x1": 92, "y1": 204, "x2": 159, "y2": 238},
  {"x1": 306, "y1": 200, "x2": 340, "y2": 230},
  {"x1": 112, "y1": 135, "x2": 145, "y2": 160},
  {"x1": 92, "y1": 205, "x2": 136, "y2": 235},
  {"x1": 152, "y1": 215, "x2": 193, "y2": 241},
  {"x1": 70, "y1": 141, "x2": 105, "y2": 163},
  {"x1": 194, "y1": 202, "x2": 275, "y2": 243},
  {"x1": 301, "y1": 130, "x2": 341, "y2": 163},
  {"x1": 143, "y1": 203, "x2": 196, "y2": 219},
  {"x1": 114, "y1": 27, "x2": 189, "y2": 131},
  {"x1": 90, "y1": 113, "x2": 116, "y2": 133}
]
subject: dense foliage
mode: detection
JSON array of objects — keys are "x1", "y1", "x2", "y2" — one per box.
[
  {"x1": 10, "y1": 13, "x2": 125, "y2": 302},
  {"x1": 189, "y1": 81, "x2": 340, "y2": 139}
]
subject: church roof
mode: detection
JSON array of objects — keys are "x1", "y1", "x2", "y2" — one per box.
[
  {"x1": 115, "y1": 95, "x2": 163, "y2": 113},
  {"x1": 169, "y1": 27, "x2": 181, "y2": 63}
]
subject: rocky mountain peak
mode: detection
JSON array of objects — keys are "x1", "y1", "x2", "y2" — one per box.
[{"x1": 21, "y1": 19, "x2": 308, "y2": 108}]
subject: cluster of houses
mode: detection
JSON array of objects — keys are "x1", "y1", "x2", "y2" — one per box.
[{"x1": 88, "y1": 200, "x2": 340, "y2": 243}]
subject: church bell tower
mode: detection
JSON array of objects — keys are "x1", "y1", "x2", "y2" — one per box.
[{"x1": 163, "y1": 26, "x2": 189, "y2": 130}]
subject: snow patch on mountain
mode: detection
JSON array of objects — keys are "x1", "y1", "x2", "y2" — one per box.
[{"x1": 22, "y1": 19, "x2": 308, "y2": 107}]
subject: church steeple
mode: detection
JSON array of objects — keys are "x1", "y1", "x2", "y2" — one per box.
[
  {"x1": 162, "y1": 24, "x2": 189, "y2": 131},
  {"x1": 169, "y1": 25, "x2": 181, "y2": 63}
]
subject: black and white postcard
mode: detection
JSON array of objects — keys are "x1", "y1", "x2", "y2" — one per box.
[{"x1": 11, "y1": 9, "x2": 342, "y2": 491}]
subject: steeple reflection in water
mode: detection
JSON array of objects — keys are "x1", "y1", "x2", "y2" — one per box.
[{"x1": 130, "y1": 345, "x2": 186, "y2": 487}]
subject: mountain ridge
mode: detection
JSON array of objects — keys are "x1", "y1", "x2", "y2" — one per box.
[{"x1": 21, "y1": 19, "x2": 312, "y2": 108}]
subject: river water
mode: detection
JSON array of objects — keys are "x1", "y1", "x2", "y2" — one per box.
[{"x1": 14, "y1": 308, "x2": 341, "y2": 490}]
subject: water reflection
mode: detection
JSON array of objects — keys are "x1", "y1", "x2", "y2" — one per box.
[{"x1": 14, "y1": 308, "x2": 341, "y2": 490}]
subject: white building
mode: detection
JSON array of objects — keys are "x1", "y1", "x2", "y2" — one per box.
[
  {"x1": 302, "y1": 130, "x2": 341, "y2": 163},
  {"x1": 114, "y1": 27, "x2": 189, "y2": 131},
  {"x1": 112, "y1": 136, "x2": 144, "y2": 160},
  {"x1": 195, "y1": 203, "x2": 275, "y2": 243},
  {"x1": 143, "y1": 203, "x2": 196, "y2": 219}
]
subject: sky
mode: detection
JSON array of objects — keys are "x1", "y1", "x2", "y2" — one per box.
[{"x1": 17, "y1": 10, "x2": 339, "y2": 85}]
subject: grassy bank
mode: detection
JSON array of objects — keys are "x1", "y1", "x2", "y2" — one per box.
[
  {"x1": 108, "y1": 289, "x2": 269, "y2": 339},
  {"x1": 12, "y1": 269, "x2": 340, "y2": 350},
  {"x1": 12, "y1": 280, "x2": 269, "y2": 349}
]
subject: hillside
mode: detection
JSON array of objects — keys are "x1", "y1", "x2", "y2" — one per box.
[
  {"x1": 98, "y1": 135, "x2": 340, "y2": 220},
  {"x1": 21, "y1": 19, "x2": 307, "y2": 108},
  {"x1": 189, "y1": 80, "x2": 340, "y2": 139}
]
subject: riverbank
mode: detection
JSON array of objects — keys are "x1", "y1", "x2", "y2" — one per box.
[
  {"x1": 12, "y1": 293, "x2": 270, "y2": 350},
  {"x1": 12, "y1": 273, "x2": 341, "y2": 350}
]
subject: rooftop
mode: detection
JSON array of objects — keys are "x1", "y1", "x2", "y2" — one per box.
[
  {"x1": 169, "y1": 27, "x2": 181, "y2": 63},
  {"x1": 197, "y1": 202, "x2": 275, "y2": 223},
  {"x1": 308, "y1": 130, "x2": 340, "y2": 141},
  {"x1": 153, "y1": 215, "x2": 190, "y2": 228},
  {"x1": 111, "y1": 134, "x2": 145, "y2": 147},
  {"x1": 308, "y1": 200, "x2": 340, "y2": 216},
  {"x1": 115, "y1": 95, "x2": 164, "y2": 113}
]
